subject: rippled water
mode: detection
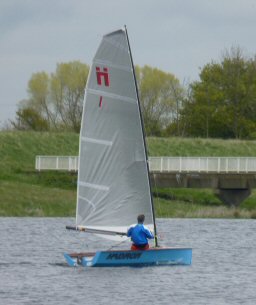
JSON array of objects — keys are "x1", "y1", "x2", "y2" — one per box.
[{"x1": 0, "y1": 218, "x2": 255, "y2": 305}]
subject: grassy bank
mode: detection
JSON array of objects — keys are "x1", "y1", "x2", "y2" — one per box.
[
  {"x1": 1, "y1": 131, "x2": 256, "y2": 217},
  {"x1": 147, "y1": 137, "x2": 256, "y2": 156}
]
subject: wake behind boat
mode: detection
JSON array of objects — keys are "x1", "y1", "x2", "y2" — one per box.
[{"x1": 64, "y1": 26, "x2": 192, "y2": 267}]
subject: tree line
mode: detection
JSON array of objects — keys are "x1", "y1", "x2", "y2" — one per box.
[
  {"x1": 12, "y1": 47, "x2": 256, "y2": 139},
  {"x1": 13, "y1": 61, "x2": 89, "y2": 133}
]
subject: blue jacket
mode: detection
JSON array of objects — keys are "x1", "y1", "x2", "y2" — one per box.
[{"x1": 127, "y1": 224, "x2": 154, "y2": 245}]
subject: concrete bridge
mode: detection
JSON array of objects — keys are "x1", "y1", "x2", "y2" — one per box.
[{"x1": 35, "y1": 156, "x2": 256, "y2": 206}]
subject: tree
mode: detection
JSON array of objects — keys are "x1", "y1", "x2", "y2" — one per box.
[
  {"x1": 51, "y1": 61, "x2": 89, "y2": 132},
  {"x1": 13, "y1": 61, "x2": 89, "y2": 132},
  {"x1": 11, "y1": 106, "x2": 49, "y2": 131},
  {"x1": 27, "y1": 72, "x2": 57, "y2": 128},
  {"x1": 182, "y1": 47, "x2": 256, "y2": 139},
  {"x1": 136, "y1": 65, "x2": 184, "y2": 136},
  {"x1": 13, "y1": 62, "x2": 184, "y2": 134}
]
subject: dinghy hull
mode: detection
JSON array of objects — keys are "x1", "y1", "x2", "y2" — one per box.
[{"x1": 64, "y1": 247, "x2": 192, "y2": 267}]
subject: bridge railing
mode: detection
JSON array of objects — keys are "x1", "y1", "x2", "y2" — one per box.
[
  {"x1": 35, "y1": 156, "x2": 78, "y2": 171},
  {"x1": 35, "y1": 156, "x2": 256, "y2": 173},
  {"x1": 149, "y1": 157, "x2": 256, "y2": 173}
]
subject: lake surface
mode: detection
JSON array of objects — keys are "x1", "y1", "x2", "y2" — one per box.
[{"x1": 0, "y1": 218, "x2": 255, "y2": 305}]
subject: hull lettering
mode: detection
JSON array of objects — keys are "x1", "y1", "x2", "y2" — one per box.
[{"x1": 106, "y1": 252, "x2": 142, "y2": 260}]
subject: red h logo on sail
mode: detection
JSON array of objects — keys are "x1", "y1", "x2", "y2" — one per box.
[{"x1": 96, "y1": 67, "x2": 110, "y2": 86}]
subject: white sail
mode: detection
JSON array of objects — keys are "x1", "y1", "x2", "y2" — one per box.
[{"x1": 76, "y1": 29, "x2": 154, "y2": 236}]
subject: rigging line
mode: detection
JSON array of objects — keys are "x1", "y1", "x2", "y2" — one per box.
[
  {"x1": 107, "y1": 238, "x2": 129, "y2": 251},
  {"x1": 152, "y1": 172, "x2": 163, "y2": 222},
  {"x1": 147, "y1": 174, "x2": 166, "y2": 244}
]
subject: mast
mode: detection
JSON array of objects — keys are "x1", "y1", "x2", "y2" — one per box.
[{"x1": 124, "y1": 25, "x2": 159, "y2": 247}]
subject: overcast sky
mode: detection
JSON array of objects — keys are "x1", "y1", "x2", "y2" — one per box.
[{"x1": 1, "y1": 0, "x2": 256, "y2": 126}]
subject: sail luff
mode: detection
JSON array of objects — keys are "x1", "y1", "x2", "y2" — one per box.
[
  {"x1": 124, "y1": 26, "x2": 158, "y2": 247},
  {"x1": 76, "y1": 60, "x2": 95, "y2": 226}
]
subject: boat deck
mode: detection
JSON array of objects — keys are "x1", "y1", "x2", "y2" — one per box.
[{"x1": 68, "y1": 247, "x2": 191, "y2": 258}]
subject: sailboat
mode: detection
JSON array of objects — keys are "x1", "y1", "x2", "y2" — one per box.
[{"x1": 64, "y1": 27, "x2": 192, "y2": 267}]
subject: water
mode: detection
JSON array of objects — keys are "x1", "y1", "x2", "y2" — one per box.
[{"x1": 0, "y1": 218, "x2": 255, "y2": 305}]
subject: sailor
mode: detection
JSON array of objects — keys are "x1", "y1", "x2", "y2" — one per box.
[{"x1": 127, "y1": 214, "x2": 154, "y2": 250}]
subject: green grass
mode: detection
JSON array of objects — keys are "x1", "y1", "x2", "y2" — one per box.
[
  {"x1": 147, "y1": 137, "x2": 256, "y2": 156},
  {"x1": 0, "y1": 131, "x2": 78, "y2": 216},
  {"x1": 0, "y1": 131, "x2": 79, "y2": 174},
  {"x1": 1, "y1": 131, "x2": 256, "y2": 217},
  {"x1": 0, "y1": 180, "x2": 76, "y2": 216},
  {"x1": 154, "y1": 197, "x2": 254, "y2": 218},
  {"x1": 153, "y1": 188, "x2": 256, "y2": 218}
]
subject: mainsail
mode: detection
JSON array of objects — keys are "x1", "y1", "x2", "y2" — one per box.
[{"x1": 76, "y1": 28, "x2": 154, "y2": 236}]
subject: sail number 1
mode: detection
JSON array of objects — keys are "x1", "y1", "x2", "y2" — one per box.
[
  {"x1": 96, "y1": 66, "x2": 110, "y2": 108},
  {"x1": 96, "y1": 67, "x2": 110, "y2": 87}
]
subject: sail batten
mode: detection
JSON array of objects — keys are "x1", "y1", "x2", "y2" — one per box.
[
  {"x1": 86, "y1": 88, "x2": 137, "y2": 104},
  {"x1": 94, "y1": 59, "x2": 132, "y2": 72},
  {"x1": 76, "y1": 29, "x2": 154, "y2": 236},
  {"x1": 78, "y1": 181, "x2": 109, "y2": 191},
  {"x1": 81, "y1": 136, "x2": 113, "y2": 146}
]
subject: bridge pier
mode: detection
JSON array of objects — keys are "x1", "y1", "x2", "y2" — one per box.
[
  {"x1": 215, "y1": 188, "x2": 251, "y2": 207},
  {"x1": 150, "y1": 173, "x2": 255, "y2": 206}
]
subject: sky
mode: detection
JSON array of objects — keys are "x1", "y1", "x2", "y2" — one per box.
[{"x1": 1, "y1": 0, "x2": 256, "y2": 127}]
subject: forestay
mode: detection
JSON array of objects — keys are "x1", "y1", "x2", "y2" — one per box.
[{"x1": 76, "y1": 29, "x2": 154, "y2": 236}]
